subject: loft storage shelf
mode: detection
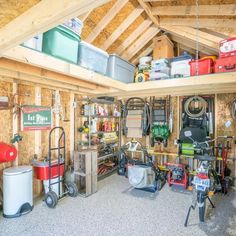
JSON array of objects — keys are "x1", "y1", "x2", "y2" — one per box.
[{"x1": 1, "y1": 46, "x2": 236, "y2": 97}]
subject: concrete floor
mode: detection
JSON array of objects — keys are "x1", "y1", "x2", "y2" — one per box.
[{"x1": 0, "y1": 174, "x2": 236, "y2": 236}]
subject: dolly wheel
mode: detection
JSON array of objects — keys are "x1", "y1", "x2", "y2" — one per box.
[
  {"x1": 67, "y1": 182, "x2": 79, "y2": 197},
  {"x1": 45, "y1": 191, "x2": 58, "y2": 208}
]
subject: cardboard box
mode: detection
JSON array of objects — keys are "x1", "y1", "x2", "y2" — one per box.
[{"x1": 153, "y1": 35, "x2": 174, "y2": 60}]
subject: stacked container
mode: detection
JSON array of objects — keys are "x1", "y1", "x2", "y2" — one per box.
[
  {"x1": 189, "y1": 58, "x2": 214, "y2": 76},
  {"x1": 22, "y1": 35, "x2": 43, "y2": 52},
  {"x1": 106, "y1": 54, "x2": 135, "y2": 83},
  {"x1": 78, "y1": 41, "x2": 109, "y2": 75},
  {"x1": 149, "y1": 58, "x2": 170, "y2": 80},
  {"x1": 215, "y1": 37, "x2": 236, "y2": 73},
  {"x1": 170, "y1": 52, "x2": 192, "y2": 78}
]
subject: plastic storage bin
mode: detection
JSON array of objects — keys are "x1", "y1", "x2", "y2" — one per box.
[
  {"x1": 107, "y1": 54, "x2": 135, "y2": 83},
  {"x1": 78, "y1": 41, "x2": 109, "y2": 75},
  {"x1": 42, "y1": 25, "x2": 80, "y2": 64},
  {"x1": 63, "y1": 18, "x2": 83, "y2": 35},
  {"x1": 219, "y1": 37, "x2": 236, "y2": 58},
  {"x1": 22, "y1": 34, "x2": 43, "y2": 51},
  {"x1": 189, "y1": 58, "x2": 214, "y2": 76},
  {"x1": 214, "y1": 56, "x2": 236, "y2": 73},
  {"x1": 3, "y1": 166, "x2": 33, "y2": 218}
]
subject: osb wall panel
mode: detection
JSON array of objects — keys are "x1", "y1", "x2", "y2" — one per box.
[
  {"x1": 0, "y1": 0, "x2": 40, "y2": 28},
  {"x1": 41, "y1": 88, "x2": 53, "y2": 159},
  {"x1": 81, "y1": 0, "x2": 116, "y2": 40},
  {"x1": 216, "y1": 93, "x2": 236, "y2": 180},
  {"x1": 92, "y1": 0, "x2": 138, "y2": 47},
  {"x1": 0, "y1": 80, "x2": 13, "y2": 202},
  {"x1": 108, "y1": 13, "x2": 146, "y2": 53}
]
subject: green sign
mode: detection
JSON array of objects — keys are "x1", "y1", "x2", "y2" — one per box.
[{"x1": 21, "y1": 105, "x2": 52, "y2": 131}]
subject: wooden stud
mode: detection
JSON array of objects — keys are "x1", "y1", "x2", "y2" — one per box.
[
  {"x1": 116, "y1": 20, "x2": 152, "y2": 55},
  {"x1": 101, "y1": 6, "x2": 145, "y2": 50},
  {"x1": 0, "y1": 0, "x2": 111, "y2": 54},
  {"x1": 152, "y1": 4, "x2": 236, "y2": 16},
  {"x1": 86, "y1": 0, "x2": 129, "y2": 43},
  {"x1": 70, "y1": 93, "x2": 75, "y2": 163},
  {"x1": 12, "y1": 83, "x2": 18, "y2": 166}
]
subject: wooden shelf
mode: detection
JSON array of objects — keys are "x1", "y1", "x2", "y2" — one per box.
[
  {"x1": 2, "y1": 46, "x2": 236, "y2": 97},
  {"x1": 79, "y1": 115, "x2": 120, "y2": 119}
]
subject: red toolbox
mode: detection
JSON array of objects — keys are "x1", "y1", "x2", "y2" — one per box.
[
  {"x1": 33, "y1": 160, "x2": 65, "y2": 180},
  {"x1": 214, "y1": 56, "x2": 236, "y2": 73},
  {"x1": 219, "y1": 37, "x2": 236, "y2": 58},
  {"x1": 189, "y1": 58, "x2": 214, "y2": 76}
]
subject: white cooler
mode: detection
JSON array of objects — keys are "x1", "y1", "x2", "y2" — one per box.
[{"x1": 3, "y1": 166, "x2": 33, "y2": 218}]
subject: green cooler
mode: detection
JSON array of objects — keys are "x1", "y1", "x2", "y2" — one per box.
[{"x1": 42, "y1": 25, "x2": 80, "y2": 64}]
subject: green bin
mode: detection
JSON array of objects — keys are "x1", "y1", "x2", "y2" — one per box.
[
  {"x1": 42, "y1": 25, "x2": 80, "y2": 64},
  {"x1": 181, "y1": 143, "x2": 194, "y2": 155}
]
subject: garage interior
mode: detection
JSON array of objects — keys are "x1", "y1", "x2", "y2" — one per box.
[{"x1": 0, "y1": 0, "x2": 236, "y2": 235}]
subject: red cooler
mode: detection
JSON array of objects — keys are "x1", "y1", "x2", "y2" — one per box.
[
  {"x1": 219, "y1": 37, "x2": 236, "y2": 58},
  {"x1": 189, "y1": 58, "x2": 214, "y2": 76},
  {"x1": 214, "y1": 56, "x2": 236, "y2": 73},
  {"x1": 33, "y1": 160, "x2": 64, "y2": 180}
]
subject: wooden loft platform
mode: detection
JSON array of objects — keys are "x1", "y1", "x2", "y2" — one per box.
[
  {"x1": 0, "y1": 0, "x2": 235, "y2": 65},
  {"x1": 1, "y1": 46, "x2": 236, "y2": 98}
]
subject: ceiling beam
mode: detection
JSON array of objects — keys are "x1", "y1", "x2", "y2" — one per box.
[
  {"x1": 170, "y1": 35, "x2": 217, "y2": 55},
  {"x1": 116, "y1": 19, "x2": 152, "y2": 55},
  {"x1": 78, "y1": 10, "x2": 92, "y2": 22},
  {"x1": 137, "y1": 0, "x2": 225, "y2": 55},
  {"x1": 131, "y1": 43, "x2": 154, "y2": 65},
  {"x1": 121, "y1": 26, "x2": 160, "y2": 61},
  {"x1": 152, "y1": 4, "x2": 236, "y2": 16},
  {"x1": 85, "y1": 0, "x2": 128, "y2": 43},
  {"x1": 159, "y1": 18, "x2": 236, "y2": 29},
  {"x1": 101, "y1": 6, "x2": 144, "y2": 51},
  {"x1": 0, "y1": 0, "x2": 111, "y2": 55}
]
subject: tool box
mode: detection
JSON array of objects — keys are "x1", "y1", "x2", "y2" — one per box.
[
  {"x1": 189, "y1": 58, "x2": 214, "y2": 76},
  {"x1": 214, "y1": 55, "x2": 236, "y2": 73},
  {"x1": 219, "y1": 37, "x2": 236, "y2": 58}
]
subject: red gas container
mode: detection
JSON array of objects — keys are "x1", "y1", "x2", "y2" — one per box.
[
  {"x1": 33, "y1": 160, "x2": 65, "y2": 180},
  {"x1": 0, "y1": 142, "x2": 17, "y2": 163},
  {"x1": 219, "y1": 37, "x2": 236, "y2": 58},
  {"x1": 189, "y1": 58, "x2": 214, "y2": 76},
  {"x1": 214, "y1": 56, "x2": 236, "y2": 73}
]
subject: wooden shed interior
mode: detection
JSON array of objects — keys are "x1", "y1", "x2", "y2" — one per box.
[{"x1": 0, "y1": 0, "x2": 236, "y2": 201}]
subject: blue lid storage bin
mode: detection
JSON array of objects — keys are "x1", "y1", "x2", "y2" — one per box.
[
  {"x1": 170, "y1": 52, "x2": 192, "y2": 62},
  {"x1": 106, "y1": 54, "x2": 135, "y2": 83},
  {"x1": 78, "y1": 41, "x2": 109, "y2": 75},
  {"x1": 42, "y1": 25, "x2": 81, "y2": 64}
]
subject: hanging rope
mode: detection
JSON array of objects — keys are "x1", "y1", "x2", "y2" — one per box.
[
  {"x1": 195, "y1": 0, "x2": 199, "y2": 77},
  {"x1": 184, "y1": 96, "x2": 207, "y2": 118}
]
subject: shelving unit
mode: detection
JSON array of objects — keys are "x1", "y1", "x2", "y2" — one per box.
[{"x1": 75, "y1": 98, "x2": 121, "y2": 180}]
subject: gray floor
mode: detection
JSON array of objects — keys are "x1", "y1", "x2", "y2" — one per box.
[{"x1": 0, "y1": 174, "x2": 236, "y2": 236}]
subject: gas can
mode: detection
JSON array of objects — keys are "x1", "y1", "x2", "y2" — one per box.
[{"x1": 0, "y1": 142, "x2": 17, "y2": 163}]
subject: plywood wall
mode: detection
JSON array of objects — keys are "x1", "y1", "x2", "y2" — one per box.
[{"x1": 0, "y1": 78, "x2": 73, "y2": 198}]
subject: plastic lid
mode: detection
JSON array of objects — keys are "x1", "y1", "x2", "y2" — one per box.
[
  {"x1": 80, "y1": 41, "x2": 109, "y2": 57},
  {"x1": 109, "y1": 54, "x2": 135, "y2": 67},
  {"x1": 4, "y1": 165, "x2": 32, "y2": 176}
]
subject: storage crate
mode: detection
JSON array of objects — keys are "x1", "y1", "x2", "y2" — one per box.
[
  {"x1": 74, "y1": 150, "x2": 97, "y2": 174},
  {"x1": 106, "y1": 54, "x2": 135, "y2": 83},
  {"x1": 153, "y1": 35, "x2": 174, "y2": 60},
  {"x1": 189, "y1": 58, "x2": 214, "y2": 76},
  {"x1": 219, "y1": 37, "x2": 236, "y2": 58},
  {"x1": 78, "y1": 41, "x2": 108, "y2": 75},
  {"x1": 214, "y1": 56, "x2": 236, "y2": 73},
  {"x1": 22, "y1": 34, "x2": 43, "y2": 51},
  {"x1": 42, "y1": 25, "x2": 80, "y2": 64},
  {"x1": 74, "y1": 172, "x2": 92, "y2": 197}
]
